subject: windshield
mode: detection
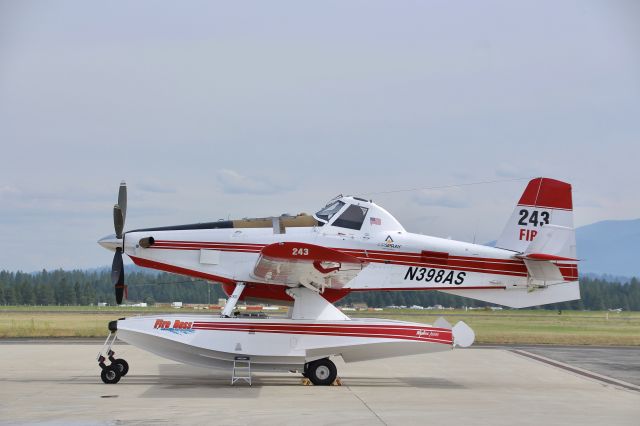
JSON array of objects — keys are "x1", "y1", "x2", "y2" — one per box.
[{"x1": 315, "y1": 201, "x2": 345, "y2": 223}]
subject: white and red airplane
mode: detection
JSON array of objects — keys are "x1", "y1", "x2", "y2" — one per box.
[{"x1": 96, "y1": 177, "x2": 579, "y2": 385}]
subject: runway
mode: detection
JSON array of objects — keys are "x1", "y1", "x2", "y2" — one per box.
[{"x1": 0, "y1": 343, "x2": 638, "y2": 425}]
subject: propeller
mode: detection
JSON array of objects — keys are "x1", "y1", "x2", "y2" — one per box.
[{"x1": 112, "y1": 181, "x2": 127, "y2": 304}]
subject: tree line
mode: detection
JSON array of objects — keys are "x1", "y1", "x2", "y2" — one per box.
[{"x1": 0, "y1": 269, "x2": 639, "y2": 311}]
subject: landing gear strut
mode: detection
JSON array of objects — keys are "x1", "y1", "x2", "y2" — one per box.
[{"x1": 97, "y1": 331, "x2": 129, "y2": 384}]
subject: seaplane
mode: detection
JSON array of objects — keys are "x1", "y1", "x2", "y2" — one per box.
[{"x1": 96, "y1": 177, "x2": 580, "y2": 385}]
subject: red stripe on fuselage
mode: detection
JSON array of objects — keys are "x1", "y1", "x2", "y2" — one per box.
[
  {"x1": 558, "y1": 264, "x2": 579, "y2": 281},
  {"x1": 145, "y1": 240, "x2": 578, "y2": 281},
  {"x1": 129, "y1": 256, "x2": 511, "y2": 292},
  {"x1": 149, "y1": 240, "x2": 530, "y2": 277}
]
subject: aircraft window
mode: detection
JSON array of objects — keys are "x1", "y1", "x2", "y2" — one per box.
[
  {"x1": 315, "y1": 201, "x2": 345, "y2": 223},
  {"x1": 332, "y1": 205, "x2": 369, "y2": 230}
]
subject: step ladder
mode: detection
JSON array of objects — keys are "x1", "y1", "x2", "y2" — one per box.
[{"x1": 231, "y1": 356, "x2": 252, "y2": 386}]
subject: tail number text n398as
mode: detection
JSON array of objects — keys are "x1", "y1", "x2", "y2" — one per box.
[{"x1": 404, "y1": 267, "x2": 466, "y2": 285}]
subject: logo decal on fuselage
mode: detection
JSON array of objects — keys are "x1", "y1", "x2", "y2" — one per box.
[
  {"x1": 378, "y1": 235, "x2": 401, "y2": 249},
  {"x1": 153, "y1": 318, "x2": 195, "y2": 335}
]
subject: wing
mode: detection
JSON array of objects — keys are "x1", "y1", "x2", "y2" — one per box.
[{"x1": 251, "y1": 242, "x2": 367, "y2": 289}]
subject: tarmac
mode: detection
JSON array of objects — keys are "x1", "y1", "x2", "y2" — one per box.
[{"x1": 0, "y1": 342, "x2": 638, "y2": 425}]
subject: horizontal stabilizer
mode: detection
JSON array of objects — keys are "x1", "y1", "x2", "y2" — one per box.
[
  {"x1": 440, "y1": 281, "x2": 580, "y2": 308},
  {"x1": 522, "y1": 253, "x2": 578, "y2": 261},
  {"x1": 518, "y1": 224, "x2": 579, "y2": 284},
  {"x1": 522, "y1": 258, "x2": 564, "y2": 282},
  {"x1": 523, "y1": 224, "x2": 576, "y2": 260}
]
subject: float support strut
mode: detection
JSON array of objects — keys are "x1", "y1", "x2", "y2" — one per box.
[{"x1": 221, "y1": 282, "x2": 245, "y2": 317}]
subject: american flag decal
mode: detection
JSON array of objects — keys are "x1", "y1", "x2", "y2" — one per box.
[{"x1": 370, "y1": 217, "x2": 381, "y2": 225}]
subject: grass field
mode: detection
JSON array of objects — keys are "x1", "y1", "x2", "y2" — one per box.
[
  {"x1": 1, "y1": 306, "x2": 639, "y2": 345},
  {"x1": 0, "y1": 306, "x2": 211, "y2": 338},
  {"x1": 350, "y1": 309, "x2": 640, "y2": 346}
]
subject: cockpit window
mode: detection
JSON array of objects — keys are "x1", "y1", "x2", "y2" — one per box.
[
  {"x1": 332, "y1": 205, "x2": 369, "y2": 230},
  {"x1": 315, "y1": 201, "x2": 345, "y2": 223}
]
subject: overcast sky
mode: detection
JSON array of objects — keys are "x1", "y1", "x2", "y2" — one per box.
[{"x1": 1, "y1": 1, "x2": 639, "y2": 272}]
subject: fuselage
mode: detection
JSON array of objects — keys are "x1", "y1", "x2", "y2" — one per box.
[
  {"x1": 101, "y1": 194, "x2": 578, "y2": 307},
  {"x1": 124, "y1": 225, "x2": 532, "y2": 292}
]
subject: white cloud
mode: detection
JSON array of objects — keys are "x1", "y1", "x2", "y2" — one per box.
[
  {"x1": 495, "y1": 163, "x2": 529, "y2": 179},
  {"x1": 0, "y1": 185, "x2": 20, "y2": 197},
  {"x1": 412, "y1": 188, "x2": 469, "y2": 208},
  {"x1": 494, "y1": 162, "x2": 544, "y2": 180},
  {"x1": 0, "y1": 184, "x2": 111, "y2": 221},
  {"x1": 216, "y1": 169, "x2": 290, "y2": 195},
  {"x1": 136, "y1": 182, "x2": 176, "y2": 194}
]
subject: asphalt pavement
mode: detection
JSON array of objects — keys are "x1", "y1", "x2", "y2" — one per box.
[{"x1": 0, "y1": 343, "x2": 638, "y2": 425}]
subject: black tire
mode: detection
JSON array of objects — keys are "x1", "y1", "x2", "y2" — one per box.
[
  {"x1": 100, "y1": 365, "x2": 121, "y2": 384},
  {"x1": 112, "y1": 359, "x2": 129, "y2": 376},
  {"x1": 307, "y1": 358, "x2": 337, "y2": 386}
]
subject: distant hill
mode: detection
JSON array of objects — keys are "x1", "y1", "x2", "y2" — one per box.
[{"x1": 576, "y1": 219, "x2": 640, "y2": 278}]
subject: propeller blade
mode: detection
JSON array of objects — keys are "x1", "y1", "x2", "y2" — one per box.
[
  {"x1": 115, "y1": 283, "x2": 127, "y2": 305},
  {"x1": 113, "y1": 205, "x2": 124, "y2": 239},
  {"x1": 118, "y1": 181, "x2": 127, "y2": 225},
  {"x1": 111, "y1": 248, "x2": 123, "y2": 286},
  {"x1": 112, "y1": 248, "x2": 126, "y2": 304}
]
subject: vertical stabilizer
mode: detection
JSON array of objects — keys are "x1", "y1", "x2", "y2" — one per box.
[{"x1": 496, "y1": 177, "x2": 574, "y2": 253}]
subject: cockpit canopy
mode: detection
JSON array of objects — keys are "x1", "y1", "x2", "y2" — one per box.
[{"x1": 313, "y1": 196, "x2": 404, "y2": 233}]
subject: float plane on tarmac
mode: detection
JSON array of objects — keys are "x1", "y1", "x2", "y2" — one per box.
[{"x1": 96, "y1": 177, "x2": 579, "y2": 385}]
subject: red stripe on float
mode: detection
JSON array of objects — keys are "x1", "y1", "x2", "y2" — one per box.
[{"x1": 190, "y1": 322, "x2": 453, "y2": 344}]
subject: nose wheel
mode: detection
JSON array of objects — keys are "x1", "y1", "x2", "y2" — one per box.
[
  {"x1": 97, "y1": 332, "x2": 129, "y2": 384},
  {"x1": 109, "y1": 351, "x2": 129, "y2": 377},
  {"x1": 100, "y1": 364, "x2": 121, "y2": 384}
]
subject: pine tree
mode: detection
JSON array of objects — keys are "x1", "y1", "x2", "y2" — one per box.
[
  {"x1": 5, "y1": 285, "x2": 17, "y2": 305},
  {"x1": 19, "y1": 281, "x2": 36, "y2": 305},
  {"x1": 0, "y1": 268, "x2": 638, "y2": 310},
  {"x1": 36, "y1": 282, "x2": 55, "y2": 305},
  {"x1": 57, "y1": 278, "x2": 77, "y2": 305}
]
